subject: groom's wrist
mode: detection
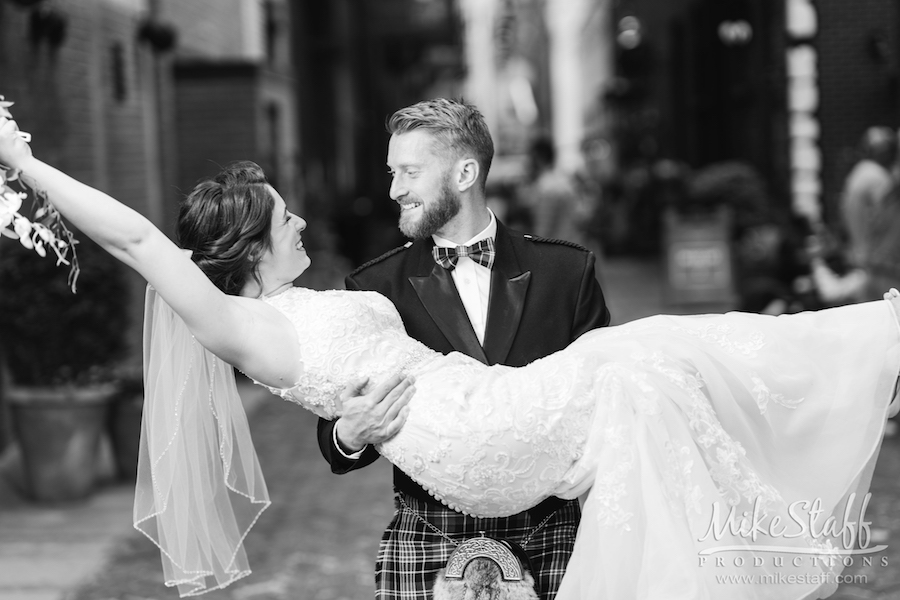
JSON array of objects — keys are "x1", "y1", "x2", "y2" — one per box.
[{"x1": 333, "y1": 422, "x2": 366, "y2": 459}]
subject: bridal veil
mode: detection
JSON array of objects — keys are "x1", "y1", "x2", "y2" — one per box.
[{"x1": 134, "y1": 286, "x2": 270, "y2": 596}]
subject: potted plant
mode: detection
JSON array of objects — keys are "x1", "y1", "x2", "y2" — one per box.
[{"x1": 0, "y1": 234, "x2": 130, "y2": 502}]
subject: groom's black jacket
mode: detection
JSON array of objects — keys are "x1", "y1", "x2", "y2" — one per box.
[{"x1": 316, "y1": 220, "x2": 611, "y2": 515}]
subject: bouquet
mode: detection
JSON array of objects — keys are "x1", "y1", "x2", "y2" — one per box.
[{"x1": 0, "y1": 96, "x2": 79, "y2": 291}]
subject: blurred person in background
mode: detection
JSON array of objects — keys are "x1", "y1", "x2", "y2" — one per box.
[
  {"x1": 520, "y1": 136, "x2": 594, "y2": 246},
  {"x1": 840, "y1": 126, "x2": 898, "y2": 291},
  {"x1": 862, "y1": 163, "x2": 900, "y2": 303},
  {"x1": 807, "y1": 127, "x2": 900, "y2": 307}
]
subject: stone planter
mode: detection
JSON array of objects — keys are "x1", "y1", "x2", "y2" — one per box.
[{"x1": 8, "y1": 384, "x2": 116, "y2": 502}]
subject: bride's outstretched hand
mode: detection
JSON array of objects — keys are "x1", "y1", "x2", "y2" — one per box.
[{"x1": 0, "y1": 116, "x2": 33, "y2": 171}]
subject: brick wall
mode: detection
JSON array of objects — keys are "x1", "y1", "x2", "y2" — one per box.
[
  {"x1": 0, "y1": 1, "x2": 97, "y2": 184},
  {"x1": 816, "y1": 0, "x2": 900, "y2": 219},
  {"x1": 0, "y1": 0, "x2": 153, "y2": 223}
]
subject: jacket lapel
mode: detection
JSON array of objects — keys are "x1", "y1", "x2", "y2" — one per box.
[
  {"x1": 408, "y1": 241, "x2": 489, "y2": 363},
  {"x1": 482, "y1": 224, "x2": 530, "y2": 365}
]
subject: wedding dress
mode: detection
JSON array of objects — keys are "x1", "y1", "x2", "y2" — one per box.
[
  {"x1": 254, "y1": 287, "x2": 900, "y2": 600},
  {"x1": 137, "y1": 285, "x2": 900, "y2": 598}
]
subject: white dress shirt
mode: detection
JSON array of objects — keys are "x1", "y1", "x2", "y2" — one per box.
[{"x1": 431, "y1": 210, "x2": 497, "y2": 345}]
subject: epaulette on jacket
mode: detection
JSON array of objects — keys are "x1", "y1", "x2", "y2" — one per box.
[
  {"x1": 522, "y1": 234, "x2": 589, "y2": 253},
  {"x1": 348, "y1": 241, "x2": 413, "y2": 277}
]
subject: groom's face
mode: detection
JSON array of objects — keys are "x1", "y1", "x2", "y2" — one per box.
[{"x1": 387, "y1": 130, "x2": 461, "y2": 240}]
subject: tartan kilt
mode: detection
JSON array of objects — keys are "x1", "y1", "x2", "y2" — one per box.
[{"x1": 375, "y1": 491, "x2": 581, "y2": 600}]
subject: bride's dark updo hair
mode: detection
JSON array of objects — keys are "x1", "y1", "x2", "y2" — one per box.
[{"x1": 176, "y1": 161, "x2": 274, "y2": 295}]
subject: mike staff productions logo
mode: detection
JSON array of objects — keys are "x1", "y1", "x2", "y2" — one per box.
[{"x1": 697, "y1": 493, "x2": 888, "y2": 585}]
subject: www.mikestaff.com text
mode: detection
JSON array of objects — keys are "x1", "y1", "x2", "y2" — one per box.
[{"x1": 715, "y1": 573, "x2": 867, "y2": 586}]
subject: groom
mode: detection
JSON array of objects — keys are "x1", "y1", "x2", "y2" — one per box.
[{"x1": 317, "y1": 98, "x2": 610, "y2": 599}]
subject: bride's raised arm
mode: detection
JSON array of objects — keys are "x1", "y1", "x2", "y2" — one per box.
[{"x1": 0, "y1": 116, "x2": 293, "y2": 377}]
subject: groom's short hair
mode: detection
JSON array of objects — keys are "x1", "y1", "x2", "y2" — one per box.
[{"x1": 387, "y1": 98, "x2": 494, "y2": 190}]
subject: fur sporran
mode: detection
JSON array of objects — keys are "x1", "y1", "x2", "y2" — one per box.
[{"x1": 432, "y1": 537, "x2": 539, "y2": 600}]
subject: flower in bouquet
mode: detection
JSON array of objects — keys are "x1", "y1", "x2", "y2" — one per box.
[{"x1": 0, "y1": 96, "x2": 80, "y2": 291}]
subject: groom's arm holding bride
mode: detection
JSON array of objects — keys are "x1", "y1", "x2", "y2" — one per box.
[
  {"x1": 321, "y1": 371, "x2": 411, "y2": 471},
  {"x1": 316, "y1": 269, "x2": 427, "y2": 473}
]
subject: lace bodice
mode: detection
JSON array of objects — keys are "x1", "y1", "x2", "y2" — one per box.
[
  {"x1": 259, "y1": 287, "x2": 439, "y2": 419},
  {"x1": 258, "y1": 287, "x2": 599, "y2": 516}
]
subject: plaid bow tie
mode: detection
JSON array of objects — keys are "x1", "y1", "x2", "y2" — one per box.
[{"x1": 432, "y1": 238, "x2": 496, "y2": 271}]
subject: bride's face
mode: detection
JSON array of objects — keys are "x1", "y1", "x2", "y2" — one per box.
[{"x1": 257, "y1": 186, "x2": 310, "y2": 288}]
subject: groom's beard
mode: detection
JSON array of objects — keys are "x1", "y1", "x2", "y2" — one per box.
[{"x1": 399, "y1": 177, "x2": 461, "y2": 240}]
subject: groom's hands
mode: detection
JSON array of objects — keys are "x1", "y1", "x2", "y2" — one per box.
[{"x1": 335, "y1": 374, "x2": 415, "y2": 453}]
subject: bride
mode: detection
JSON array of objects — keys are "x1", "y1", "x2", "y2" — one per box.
[{"x1": 1, "y1": 116, "x2": 898, "y2": 600}]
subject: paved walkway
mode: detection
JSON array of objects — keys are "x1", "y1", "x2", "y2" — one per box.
[
  {"x1": 3, "y1": 256, "x2": 897, "y2": 598},
  {"x1": 0, "y1": 379, "x2": 271, "y2": 600},
  {"x1": 0, "y1": 485, "x2": 135, "y2": 600}
]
